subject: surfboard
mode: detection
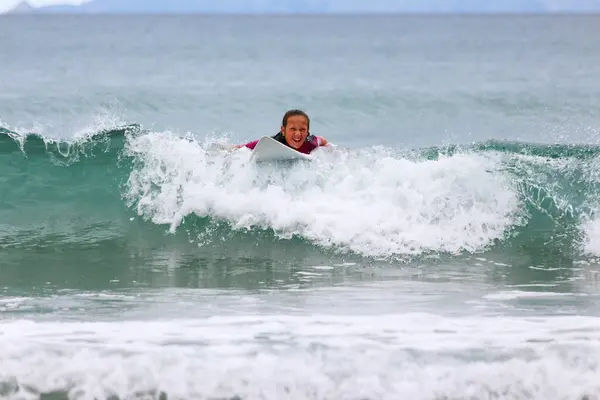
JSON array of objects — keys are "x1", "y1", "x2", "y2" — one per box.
[{"x1": 251, "y1": 136, "x2": 313, "y2": 162}]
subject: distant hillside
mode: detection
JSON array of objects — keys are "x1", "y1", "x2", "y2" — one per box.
[
  {"x1": 7, "y1": 0, "x2": 600, "y2": 14},
  {"x1": 8, "y1": 1, "x2": 83, "y2": 13},
  {"x1": 8, "y1": 1, "x2": 35, "y2": 13}
]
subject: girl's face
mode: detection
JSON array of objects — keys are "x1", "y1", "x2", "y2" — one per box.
[{"x1": 281, "y1": 115, "x2": 309, "y2": 149}]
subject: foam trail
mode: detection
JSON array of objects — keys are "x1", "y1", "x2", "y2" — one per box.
[{"x1": 124, "y1": 132, "x2": 521, "y2": 257}]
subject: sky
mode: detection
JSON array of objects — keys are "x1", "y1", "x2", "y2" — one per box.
[{"x1": 2, "y1": 0, "x2": 600, "y2": 14}]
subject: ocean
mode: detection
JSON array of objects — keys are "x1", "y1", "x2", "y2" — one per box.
[{"x1": 2, "y1": 13, "x2": 600, "y2": 399}]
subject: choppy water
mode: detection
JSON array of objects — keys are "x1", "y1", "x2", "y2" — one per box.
[{"x1": 2, "y1": 14, "x2": 600, "y2": 400}]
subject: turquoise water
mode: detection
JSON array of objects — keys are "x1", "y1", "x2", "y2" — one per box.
[{"x1": 3, "y1": 14, "x2": 600, "y2": 400}]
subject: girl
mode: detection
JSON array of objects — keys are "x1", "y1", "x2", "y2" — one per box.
[{"x1": 237, "y1": 109, "x2": 329, "y2": 154}]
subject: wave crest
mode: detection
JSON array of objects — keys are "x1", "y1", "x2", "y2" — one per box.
[{"x1": 3, "y1": 124, "x2": 600, "y2": 259}]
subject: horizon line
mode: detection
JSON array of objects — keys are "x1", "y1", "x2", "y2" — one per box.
[{"x1": 4, "y1": 10, "x2": 600, "y2": 16}]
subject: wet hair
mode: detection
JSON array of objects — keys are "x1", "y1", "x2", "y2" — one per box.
[{"x1": 282, "y1": 109, "x2": 310, "y2": 131}]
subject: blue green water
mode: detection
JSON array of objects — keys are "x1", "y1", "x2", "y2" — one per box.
[{"x1": 2, "y1": 14, "x2": 600, "y2": 400}]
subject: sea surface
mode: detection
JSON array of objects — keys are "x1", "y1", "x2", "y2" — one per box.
[{"x1": 2, "y1": 13, "x2": 600, "y2": 400}]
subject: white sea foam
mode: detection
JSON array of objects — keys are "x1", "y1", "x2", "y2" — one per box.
[
  {"x1": 580, "y1": 156, "x2": 600, "y2": 257},
  {"x1": 123, "y1": 132, "x2": 521, "y2": 258},
  {"x1": 584, "y1": 218, "x2": 600, "y2": 256},
  {"x1": 1, "y1": 314, "x2": 600, "y2": 400}
]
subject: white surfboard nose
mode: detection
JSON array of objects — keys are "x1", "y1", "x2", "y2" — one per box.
[{"x1": 251, "y1": 136, "x2": 314, "y2": 163}]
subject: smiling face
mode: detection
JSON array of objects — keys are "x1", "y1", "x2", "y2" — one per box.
[{"x1": 281, "y1": 115, "x2": 309, "y2": 149}]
